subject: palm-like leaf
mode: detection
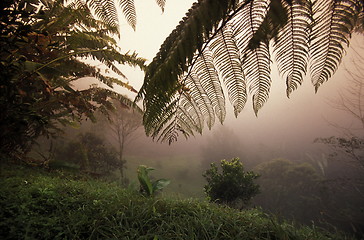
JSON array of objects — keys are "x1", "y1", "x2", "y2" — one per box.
[
  {"x1": 273, "y1": 0, "x2": 312, "y2": 96},
  {"x1": 209, "y1": 24, "x2": 247, "y2": 117},
  {"x1": 310, "y1": 0, "x2": 361, "y2": 91},
  {"x1": 85, "y1": 0, "x2": 165, "y2": 31},
  {"x1": 117, "y1": 0, "x2": 136, "y2": 30},
  {"x1": 139, "y1": 0, "x2": 363, "y2": 143},
  {"x1": 194, "y1": 49, "x2": 226, "y2": 123}
]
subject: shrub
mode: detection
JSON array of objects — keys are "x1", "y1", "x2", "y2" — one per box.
[{"x1": 203, "y1": 158, "x2": 260, "y2": 208}]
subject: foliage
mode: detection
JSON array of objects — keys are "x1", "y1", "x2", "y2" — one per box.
[
  {"x1": 0, "y1": 164, "x2": 353, "y2": 240},
  {"x1": 53, "y1": 132, "x2": 119, "y2": 176},
  {"x1": 137, "y1": 165, "x2": 170, "y2": 197},
  {"x1": 203, "y1": 158, "x2": 260, "y2": 208},
  {"x1": 0, "y1": 0, "x2": 145, "y2": 157},
  {"x1": 253, "y1": 159, "x2": 327, "y2": 225},
  {"x1": 86, "y1": 0, "x2": 165, "y2": 31},
  {"x1": 138, "y1": 0, "x2": 364, "y2": 144}
]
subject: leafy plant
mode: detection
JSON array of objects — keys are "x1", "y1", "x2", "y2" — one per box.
[
  {"x1": 137, "y1": 165, "x2": 170, "y2": 197},
  {"x1": 0, "y1": 0, "x2": 145, "y2": 157},
  {"x1": 203, "y1": 158, "x2": 260, "y2": 209},
  {"x1": 138, "y1": 0, "x2": 364, "y2": 143}
]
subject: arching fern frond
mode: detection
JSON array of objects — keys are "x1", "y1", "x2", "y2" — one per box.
[
  {"x1": 186, "y1": 72, "x2": 215, "y2": 129},
  {"x1": 118, "y1": 0, "x2": 136, "y2": 30},
  {"x1": 310, "y1": 0, "x2": 362, "y2": 92},
  {"x1": 139, "y1": 0, "x2": 364, "y2": 144},
  {"x1": 209, "y1": 24, "x2": 247, "y2": 117},
  {"x1": 85, "y1": 0, "x2": 165, "y2": 32},
  {"x1": 233, "y1": 0, "x2": 271, "y2": 115},
  {"x1": 88, "y1": 0, "x2": 119, "y2": 27},
  {"x1": 273, "y1": 0, "x2": 312, "y2": 97},
  {"x1": 193, "y1": 48, "x2": 226, "y2": 123}
]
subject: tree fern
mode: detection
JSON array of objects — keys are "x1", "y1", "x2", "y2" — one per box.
[{"x1": 139, "y1": 0, "x2": 364, "y2": 144}]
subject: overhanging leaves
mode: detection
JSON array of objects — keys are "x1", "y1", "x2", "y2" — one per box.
[{"x1": 138, "y1": 0, "x2": 364, "y2": 144}]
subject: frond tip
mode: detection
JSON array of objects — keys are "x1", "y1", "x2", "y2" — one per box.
[
  {"x1": 155, "y1": 0, "x2": 166, "y2": 12},
  {"x1": 118, "y1": 0, "x2": 137, "y2": 30}
]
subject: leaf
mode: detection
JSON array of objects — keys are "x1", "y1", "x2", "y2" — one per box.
[
  {"x1": 88, "y1": 0, "x2": 119, "y2": 28},
  {"x1": 152, "y1": 179, "x2": 170, "y2": 192},
  {"x1": 155, "y1": 0, "x2": 166, "y2": 12},
  {"x1": 193, "y1": 49, "x2": 226, "y2": 123},
  {"x1": 137, "y1": 165, "x2": 154, "y2": 196},
  {"x1": 139, "y1": 0, "x2": 363, "y2": 143},
  {"x1": 310, "y1": 0, "x2": 361, "y2": 91},
  {"x1": 272, "y1": 0, "x2": 312, "y2": 97},
  {"x1": 118, "y1": 0, "x2": 137, "y2": 30},
  {"x1": 209, "y1": 24, "x2": 247, "y2": 117}
]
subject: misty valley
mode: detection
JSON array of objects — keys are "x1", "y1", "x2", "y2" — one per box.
[{"x1": 1, "y1": 0, "x2": 364, "y2": 239}]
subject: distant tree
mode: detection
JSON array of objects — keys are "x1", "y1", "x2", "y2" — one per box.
[
  {"x1": 54, "y1": 132, "x2": 119, "y2": 176},
  {"x1": 313, "y1": 64, "x2": 364, "y2": 234},
  {"x1": 315, "y1": 47, "x2": 364, "y2": 170},
  {"x1": 107, "y1": 101, "x2": 142, "y2": 184},
  {"x1": 253, "y1": 158, "x2": 324, "y2": 224},
  {"x1": 252, "y1": 158, "x2": 364, "y2": 236},
  {"x1": 203, "y1": 158, "x2": 260, "y2": 209}
]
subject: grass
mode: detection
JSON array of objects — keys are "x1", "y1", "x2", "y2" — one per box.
[{"x1": 0, "y1": 164, "x2": 355, "y2": 240}]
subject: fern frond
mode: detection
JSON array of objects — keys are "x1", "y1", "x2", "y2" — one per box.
[
  {"x1": 178, "y1": 92, "x2": 204, "y2": 134},
  {"x1": 155, "y1": 0, "x2": 166, "y2": 12},
  {"x1": 144, "y1": 97, "x2": 179, "y2": 138},
  {"x1": 209, "y1": 24, "x2": 247, "y2": 117},
  {"x1": 155, "y1": 92, "x2": 205, "y2": 144},
  {"x1": 193, "y1": 48, "x2": 226, "y2": 123},
  {"x1": 118, "y1": 0, "x2": 137, "y2": 30},
  {"x1": 244, "y1": 42, "x2": 271, "y2": 115},
  {"x1": 185, "y1": 72, "x2": 215, "y2": 129},
  {"x1": 232, "y1": 0, "x2": 271, "y2": 115},
  {"x1": 310, "y1": 0, "x2": 360, "y2": 91},
  {"x1": 138, "y1": 0, "x2": 241, "y2": 102},
  {"x1": 273, "y1": 0, "x2": 312, "y2": 97},
  {"x1": 140, "y1": 0, "x2": 363, "y2": 143},
  {"x1": 87, "y1": 0, "x2": 119, "y2": 27}
]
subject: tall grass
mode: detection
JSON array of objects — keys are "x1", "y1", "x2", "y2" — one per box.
[{"x1": 0, "y1": 164, "x2": 355, "y2": 240}]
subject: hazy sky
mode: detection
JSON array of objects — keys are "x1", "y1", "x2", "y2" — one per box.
[{"x1": 91, "y1": 1, "x2": 364, "y2": 162}]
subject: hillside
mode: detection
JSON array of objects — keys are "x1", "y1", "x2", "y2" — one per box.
[{"x1": 0, "y1": 164, "x2": 354, "y2": 240}]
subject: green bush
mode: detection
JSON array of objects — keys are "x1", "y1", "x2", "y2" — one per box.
[{"x1": 203, "y1": 158, "x2": 260, "y2": 208}]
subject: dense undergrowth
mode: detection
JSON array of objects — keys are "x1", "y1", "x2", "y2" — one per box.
[{"x1": 0, "y1": 164, "x2": 355, "y2": 240}]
